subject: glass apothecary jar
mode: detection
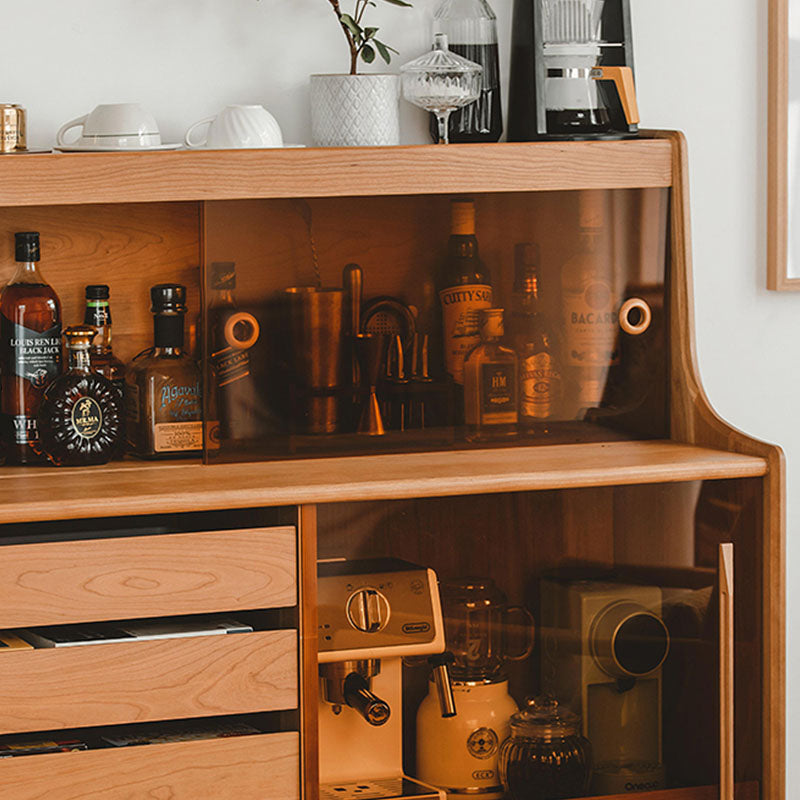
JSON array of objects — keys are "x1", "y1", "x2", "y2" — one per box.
[{"x1": 499, "y1": 696, "x2": 592, "y2": 800}]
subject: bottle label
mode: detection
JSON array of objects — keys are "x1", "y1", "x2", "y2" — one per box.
[
  {"x1": 520, "y1": 352, "x2": 562, "y2": 420},
  {"x1": 2, "y1": 414, "x2": 38, "y2": 445},
  {"x1": 212, "y1": 346, "x2": 250, "y2": 387},
  {"x1": 1, "y1": 321, "x2": 62, "y2": 388},
  {"x1": 159, "y1": 379, "x2": 201, "y2": 422},
  {"x1": 70, "y1": 397, "x2": 103, "y2": 440},
  {"x1": 562, "y1": 281, "x2": 619, "y2": 367},
  {"x1": 480, "y1": 363, "x2": 518, "y2": 422},
  {"x1": 154, "y1": 422, "x2": 203, "y2": 453},
  {"x1": 440, "y1": 284, "x2": 493, "y2": 384}
]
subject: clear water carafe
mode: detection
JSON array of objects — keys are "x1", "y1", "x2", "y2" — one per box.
[{"x1": 431, "y1": 0, "x2": 503, "y2": 143}]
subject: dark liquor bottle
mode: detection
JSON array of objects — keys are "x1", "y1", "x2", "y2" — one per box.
[
  {"x1": 463, "y1": 308, "x2": 518, "y2": 441},
  {"x1": 37, "y1": 326, "x2": 125, "y2": 466},
  {"x1": 431, "y1": 0, "x2": 503, "y2": 143},
  {"x1": 208, "y1": 262, "x2": 260, "y2": 443},
  {"x1": 509, "y1": 243, "x2": 563, "y2": 433},
  {"x1": 439, "y1": 199, "x2": 493, "y2": 387},
  {"x1": 125, "y1": 285, "x2": 202, "y2": 459},
  {"x1": 83, "y1": 284, "x2": 125, "y2": 397},
  {"x1": 0, "y1": 232, "x2": 62, "y2": 464}
]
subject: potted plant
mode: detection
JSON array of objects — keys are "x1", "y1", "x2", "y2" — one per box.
[{"x1": 311, "y1": 0, "x2": 412, "y2": 147}]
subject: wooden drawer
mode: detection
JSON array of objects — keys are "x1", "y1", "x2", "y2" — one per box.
[
  {"x1": 0, "y1": 629, "x2": 297, "y2": 735},
  {"x1": 0, "y1": 731, "x2": 300, "y2": 800},
  {"x1": 0, "y1": 526, "x2": 297, "y2": 628}
]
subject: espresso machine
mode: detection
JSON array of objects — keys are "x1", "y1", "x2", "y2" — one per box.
[
  {"x1": 416, "y1": 578, "x2": 534, "y2": 799},
  {"x1": 318, "y1": 559, "x2": 456, "y2": 800},
  {"x1": 540, "y1": 580, "x2": 670, "y2": 795},
  {"x1": 508, "y1": 0, "x2": 640, "y2": 139}
]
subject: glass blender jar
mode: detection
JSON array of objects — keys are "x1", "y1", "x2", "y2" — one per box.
[{"x1": 415, "y1": 578, "x2": 535, "y2": 799}]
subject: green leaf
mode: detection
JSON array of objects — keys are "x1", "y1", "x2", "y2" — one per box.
[
  {"x1": 361, "y1": 44, "x2": 376, "y2": 63},
  {"x1": 381, "y1": 0, "x2": 413, "y2": 6},
  {"x1": 374, "y1": 38, "x2": 398, "y2": 63},
  {"x1": 340, "y1": 14, "x2": 363, "y2": 38},
  {"x1": 364, "y1": 26, "x2": 379, "y2": 40}
]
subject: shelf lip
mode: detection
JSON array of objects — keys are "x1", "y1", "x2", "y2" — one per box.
[
  {"x1": 0, "y1": 139, "x2": 673, "y2": 208},
  {"x1": 0, "y1": 441, "x2": 767, "y2": 525}
]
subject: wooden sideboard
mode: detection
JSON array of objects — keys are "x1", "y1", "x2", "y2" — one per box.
[{"x1": 0, "y1": 132, "x2": 784, "y2": 800}]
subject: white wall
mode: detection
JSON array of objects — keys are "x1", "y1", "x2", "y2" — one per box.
[{"x1": 1, "y1": 0, "x2": 794, "y2": 790}]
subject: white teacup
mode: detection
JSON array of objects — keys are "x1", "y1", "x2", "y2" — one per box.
[
  {"x1": 184, "y1": 104, "x2": 284, "y2": 150},
  {"x1": 57, "y1": 103, "x2": 162, "y2": 148}
]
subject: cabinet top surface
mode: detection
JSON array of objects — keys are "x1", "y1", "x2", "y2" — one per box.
[
  {"x1": 0, "y1": 441, "x2": 766, "y2": 525},
  {"x1": 0, "y1": 137, "x2": 674, "y2": 207}
]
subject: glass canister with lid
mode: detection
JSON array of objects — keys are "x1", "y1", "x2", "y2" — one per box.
[{"x1": 499, "y1": 695, "x2": 592, "y2": 800}]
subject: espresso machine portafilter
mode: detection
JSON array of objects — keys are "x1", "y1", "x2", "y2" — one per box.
[{"x1": 318, "y1": 558, "x2": 456, "y2": 800}]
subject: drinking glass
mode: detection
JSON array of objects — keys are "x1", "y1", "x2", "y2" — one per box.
[{"x1": 400, "y1": 34, "x2": 483, "y2": 144}]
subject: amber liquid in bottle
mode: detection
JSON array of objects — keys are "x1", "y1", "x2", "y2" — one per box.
[
  {"x1": 463, "y1": 308, "x2": 518, "y2": 441},
  {"x1": 37, "y1": 326, "x2": 125, "y2": 467},
  {"x1": 440, "y1": 200, "x2": 493, "y2": 429},
  {"x1": 509, "y1": 243, "x2": 563, "y2": 434},
  {"x1": 84, "y1": 284, "x2": 125, "y2": 396},
  {"x1": 0, "y1": 232, "x2": 62, "y2": 464},
  {"x1": 125, "y1": 284, "x2": 203, "y2": 459}
]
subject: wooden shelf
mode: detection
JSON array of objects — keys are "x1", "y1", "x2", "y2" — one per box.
[
  {"x1": 0, "y1": 138, "x2": 673, "y2": 207},
  {"x1": 0, "y1": 441, "x2": 766, "y2": 525}
]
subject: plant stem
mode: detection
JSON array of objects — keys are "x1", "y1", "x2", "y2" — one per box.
[{"x1": 327, "y1": 0, "x2": 360, "y2": 74}]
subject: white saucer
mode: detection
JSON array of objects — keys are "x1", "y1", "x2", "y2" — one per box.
[{"x1": 54, "y1": 142, "x2": 183, "y2": 153}]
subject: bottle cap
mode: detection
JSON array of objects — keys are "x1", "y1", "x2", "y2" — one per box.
[
  {"x1": 85, "y1": 284, "x2": 110, "y2": 301},
  {"x1": 14, "y1": 231, "x2": 40, "y2": 262},
  {"x1": 210, "y1": 262, "x2": 236, "y2": 290},
  {"x1": 479, "y1": 307, "x2": 505, "y2": 340},
  {"x1": 63, "y1": 325, "x2": 97, "y2": 351},
  {"x1": 451, "y1": 199, "x2": 476, "y2": 236},
  {"x1": 150, "y1": 284, "x2": 187, "y2": 314}
]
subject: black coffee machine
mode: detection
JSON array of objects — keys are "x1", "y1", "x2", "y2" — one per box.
[{"x1": 508, "y1": 0, "x2": 639, "y2": 140}]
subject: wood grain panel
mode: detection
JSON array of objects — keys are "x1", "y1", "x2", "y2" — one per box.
[
  {"x1": 0, "y1": 202, "x2": 200, "y2": 364},
  {"x1": 581, "y1": 783, "x2": 758, "y2": 800},
  {"x1": 0, "y1": 527, "x2": 296, "y2": 628},
  {"x1": 0, "y1": 630, "x2": 297, "y2": 734},
  {"x1": 0, "y1": 140, "x2": 673, "y2": 207},
  {"x1": 0, "y1": 442, "x2": 767, "y2": 524},
  {"x1": 653, "y1": 130, "x2": 785, "y2": 799},
  {"x1": 0, "y1": 732, "x2": 299, "y2": 800}
]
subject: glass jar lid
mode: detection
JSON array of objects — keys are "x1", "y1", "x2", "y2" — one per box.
[
  {"x1": 400, "y1": 34, "x2": 483, "y2": 76},
  {"x1": 509, "y1": 695, "x2": 581, "y2": 739}
]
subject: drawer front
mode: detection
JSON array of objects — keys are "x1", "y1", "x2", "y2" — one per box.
[
  {"x1": 0, "y1": 526, "x2": 297, "y2": 628},
  {"x1": 0, "y1": 630, "x2": 297, "y2": 735},
  {"x1": 0, "y1": 731, "x2": 300, "y2": 800}
]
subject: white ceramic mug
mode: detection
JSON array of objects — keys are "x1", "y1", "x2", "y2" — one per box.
[
  {"x1": 57, "y1": 103, "x2": 162, "y2": 148},
  {"x1": 184, "y1": 104, "x2": 284, "y2": 150}
]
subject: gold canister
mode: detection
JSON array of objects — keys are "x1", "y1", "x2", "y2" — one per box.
[{"x1": 0, "y1": 104, "x2": 26, "y2": 153}]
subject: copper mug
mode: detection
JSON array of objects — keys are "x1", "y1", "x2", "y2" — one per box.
[{"x1": 1, "y1": 105, "x2": 26, "y2": 153}]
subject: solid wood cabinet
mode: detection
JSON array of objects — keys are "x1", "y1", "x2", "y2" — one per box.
[{"x1": 0, "y1": 134, "x2": 784, "y2": 800}]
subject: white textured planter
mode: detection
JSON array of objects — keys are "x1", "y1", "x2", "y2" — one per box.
[{"x1": 310, "y1": 74, "x2": 400, "y2": 148}]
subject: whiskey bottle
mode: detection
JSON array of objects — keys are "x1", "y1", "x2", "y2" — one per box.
[
  {"x1": 208, "y1": 262, "x2": 260, "y2": 443},
  {"x1": 463, "y1": 308, "x2": 518, "y2": 441},
  {"x1": 83, "y1": 285, "x2": 125, "y2": 398},
  {"x1": 439, "y1": 199, "x2": 493, "y2": 386},
  {"x1": 37, "y1": 326, "x2": 125, "y2": 466},
  {"x1": 509, "y1": 243, "x2": 563, "y2": 433},
  {"x1": 0, "y1": 231, "x2": 62, "y2": 464},
  {"x1": 125, "y1": 284, "x2": 203, "y2": 459},
  {"x1": 560, "y1": 191, "x2": 620, "y2": 415}
]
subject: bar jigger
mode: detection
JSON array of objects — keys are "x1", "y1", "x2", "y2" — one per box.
[{"x1": 355, "y1": 333, "x2": 389, "y2": 436}]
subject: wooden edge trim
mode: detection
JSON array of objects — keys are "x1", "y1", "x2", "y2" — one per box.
[
  {"x1": 651, "y1": 129, "x2": 786, "y2": 800},
  {"x1": 299, "y1": 504, "x2": 319, "y2": 800},
  {"x1": 768, "y1": 0, "x2": 789, "y2": 290}
]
